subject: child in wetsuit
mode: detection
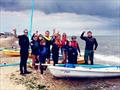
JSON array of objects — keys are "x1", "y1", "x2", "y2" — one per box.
[
  {"x1": 38, "y1": 39, "x2": 47, "y2": 74},
  {"x1": 31, "y1": 34, "x2": 39, "y2": 70},
  {"x1": 71, "y1": 36, "x2": 81, "y2": 56},
  {"x1": 67, "y1": 42, "x2": 78, "y2": 64}
]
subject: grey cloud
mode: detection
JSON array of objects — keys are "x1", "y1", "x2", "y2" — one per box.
[{"x1": 0, "y1": 0, "x2": 120, "y2": 17}]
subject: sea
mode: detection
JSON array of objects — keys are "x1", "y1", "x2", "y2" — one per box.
[{"x1": 69, "y1": 35, "x2": 120, "y2": 66}]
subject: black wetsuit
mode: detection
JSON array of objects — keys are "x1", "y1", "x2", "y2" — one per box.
[
  {"x1": 18, "y1": 35, "x2": 29, "y2": 74},
  {"x1": 38, "y1": 44, "x2": 47, "y2": 74},
  {"x1": 67, "y1": 46, "x2": 78, "y2": 64},
  {"x1": 80, "y1": 32, "x2": 98, "y2": 65},
  {"x1": 31, "y1": 40, "x2": 39, "y2": 55},
  {"x1": 52, "y1": 43, "x2": 59, "y2": 66},
  {"x1": 44, "y1": 38, "x2": 52, "y2": 59},
  {"x1": 40, "y1": 34, "x2": 52, "y2": 59}
]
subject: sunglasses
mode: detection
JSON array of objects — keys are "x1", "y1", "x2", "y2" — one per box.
[{"x1": 24, "y1": 32, "x2": 28, "y2": 33}]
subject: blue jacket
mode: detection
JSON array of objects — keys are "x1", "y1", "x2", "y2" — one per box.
[{"x1": 31, "y1": 40, "x2": 39, "y2": 55}]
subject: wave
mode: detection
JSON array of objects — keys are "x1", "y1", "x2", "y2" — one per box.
[
  {"x1": 94, "y1": 54, "x2": 120, "y2": 65},
  {"x1": 81, "y1": 51, "x2": 120, "y2": 65}
]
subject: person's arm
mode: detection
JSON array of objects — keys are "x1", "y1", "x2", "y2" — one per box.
[
  {"x1": 13, "y1": 29, "x2": 18, "y2": 38},
  {"x1": 94, "y1": 38, "x2": 98, "y2": 50},
  {"x1": 39, "y1": 34, "x2": 44, "y2": 39},
  {"x1": 18, "y1": 36, "x2": 22, "y2": 47},
  {"x1": 80, "y1": 31, "x2": 87, "y2": 41},
  {"x1": 50, "y1": 36, "x2": 56, "y2": 45},
  {"x1": 30, "y1": 41, "x2": 35, "y2": 50}
]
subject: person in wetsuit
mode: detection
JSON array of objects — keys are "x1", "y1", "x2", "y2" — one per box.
[
  {"x1": 40, "y1": 31, "x2": 52, "y2": 64},
  {"x1": 52, "y1": 34, "x2": 62, "y2": 66},
  {"x1": 71, "y1": 36, "x2": 81, "y2": 56},
  {"x1": 80, "y1": 31, "x2": 98, "y2": 65},
  {"x1": 31, "y1": 34, "x2": 39, "y2": 70},
  {"x1": 61, "y1": 33, "x2": 69, "y2": 64},
  {"x1": 38, "y1": 39, "x2": 47, "y2": 74},
  {"x1": 13, "y1": 29, "x2": 31, "y2": 75},
  {"x1": 67, "y1": 42, "x2": 78, "y2": 64}
]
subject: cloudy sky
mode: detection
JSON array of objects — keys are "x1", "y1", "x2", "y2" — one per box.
[{"x1": 0, "y1": 0, "x2": 120, "y2": 35}]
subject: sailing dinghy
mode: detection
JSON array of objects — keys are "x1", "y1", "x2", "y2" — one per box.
[{"x1": 48, "y1": 64, "x2": 120, "y2": 78}]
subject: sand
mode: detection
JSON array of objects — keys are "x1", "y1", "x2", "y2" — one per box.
[
  {"x1": 0, "y1": 51, "x2": 26, "y2": 90},
  {"x1": 0, "y1": 55, "x2": 120, "y2": 90},
  {"x1": 0, "y1": 36, "x2": 18, "y2": 48},
  {"x1": 0, "y1": 37, "x2": 120, "y2": 90},
  {"x1": 0, "y1": 67, "x2": 26, "y2": 90}
]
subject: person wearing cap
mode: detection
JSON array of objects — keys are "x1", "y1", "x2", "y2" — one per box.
[
  {"x1": 13, "y1": 29, "x2": 31, "y2": 75},
  {"x1": 80, "y1": 31, "x2": 98, "y2": 65}
]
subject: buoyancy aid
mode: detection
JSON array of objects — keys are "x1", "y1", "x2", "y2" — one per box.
[
  {"x1": 61, "y1": 37, "x2": 67, "y2": 46},
  {"x1": 55, "y1": 40, "x2": 62, "y2": 48},
  {"x1": 44, "y1": 36, "x2": 51, "y2": 41},
  {"x1": 71, "y1": 41, "x2": 78, "y2": 48}
]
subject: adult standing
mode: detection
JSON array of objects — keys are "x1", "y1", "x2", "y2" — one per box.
[
  {"x1": 13, "y1": 29, "x2": 31, "y2": 75},
  {"x1": 80, "y1": 31, "x2": 98, "y2": 65}
]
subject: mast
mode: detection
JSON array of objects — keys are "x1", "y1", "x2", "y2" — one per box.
[{"x1": 29, "y1": 0, "x2": 35, "y2": 39}]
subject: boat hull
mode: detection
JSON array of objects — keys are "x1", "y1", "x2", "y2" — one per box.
[
  {"x1": 2, "y1": 49, "x2": 31, "y2": 57},
  {"x1": 48, "y1": 65, "x2": 120, "y2": 78}
]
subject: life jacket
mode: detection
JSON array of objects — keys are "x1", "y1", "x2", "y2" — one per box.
[
  {"x1": 44, "y1": 36, "x2": 51, "y2": 41},
  {"x1": 61, "y1": 38, "x2": 67, "y2": 46},
  {"x1": 71, "y1": 41, "x2": 78, "y2": 48},
  {"x1": 55, "y1": 40, "x2": 62, "y2": 48}
]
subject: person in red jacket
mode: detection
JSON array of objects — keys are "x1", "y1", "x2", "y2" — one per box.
[
  {"x1": 61, "y1": 33, "x2": 69, "y2": 63},
  {"x1": 71, "y1": 36, "x2": 81, "y2": 56}
]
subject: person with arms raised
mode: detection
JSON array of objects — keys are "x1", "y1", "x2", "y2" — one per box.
[
  {"x1": 80, "y1": 31, "x2": 98, "y2": 65},
  {"x1": 13, "y1": 29, "x2": 31, "y2": 75}
]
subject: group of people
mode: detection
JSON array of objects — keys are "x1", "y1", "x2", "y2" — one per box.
[{"x1": 13, "y1": 29, "x2": 98, "y2": 75}]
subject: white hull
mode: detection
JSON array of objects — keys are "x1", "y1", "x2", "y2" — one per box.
[{"x1": 48, "y1": 65, "x2": 120, "y2": 78}]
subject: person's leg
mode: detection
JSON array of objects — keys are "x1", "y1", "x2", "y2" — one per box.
[
  {"x1": 40, "y1": 63, "x2": 43, "y2": 74},
  {"x1": 68, "y1": 55, "x2": 74, "y2": 64},
  {"x1": 39, "y1": 56, "x2": 42, "y2": 74},
  {"x1": 84, "y1": 50, "x2": 89, "y2": 64},
  {"x1": 20, "y1": 54, "x2": 24, "y2": 74},
  {"x1": 74, "y1": 53, "x2": 78, "y2": 64},
  {"x1": 55, "y1": 53, "x2": 59, "y2": 64},
  {"x1": 32, "y1": 55, "x2": 36, "y2": 69},
  {"x1": 52, "y1": 54, "x2": 56, "y2": 66},
  {"x1": 56, "y1": 54, "x2": 59, "y2": 64},
  {"x1": 39, "y1": 56, "x2": 46, "y2": 74},
  {"x1": 24, "y1": 53, "x2": 29, "y2": 73},
  {"x1": 62, "y1": 51, "x2": 67, "y2": 64},
  {"x1": 89, "y1": 50, "x2": 94, "y2": 65},
  {"x1": 46, "y1": 52, "x2": 50, "y2": 64}
]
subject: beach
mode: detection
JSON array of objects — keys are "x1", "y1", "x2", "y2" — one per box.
[
  {"x1": 1, "y1": 0, "x2": 120, "y2": 89},
  {"x1": 0, "y1": 56, "x2": 120, "y2": 90},
  {"x1": 0, "y1": 37, "x2": 120, "y2": 90}
]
